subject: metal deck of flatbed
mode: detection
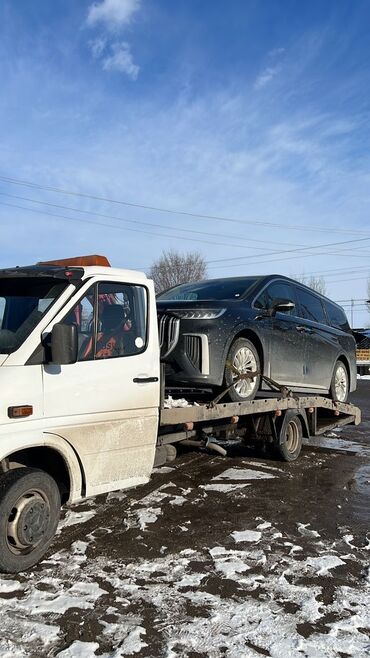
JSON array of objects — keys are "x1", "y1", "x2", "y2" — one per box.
[{"x1": 160, "y1": 396, "x2": 361, "y2": 435}]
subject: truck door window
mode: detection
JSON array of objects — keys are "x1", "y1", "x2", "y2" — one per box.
[{"x1": 65, "y1": 282, "x2": 147, "y2": 361}]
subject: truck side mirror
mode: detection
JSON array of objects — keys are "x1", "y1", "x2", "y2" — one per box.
[
  {"x1": 268, "y1": 299, "x2": 295, "y2": 317},
  {"x1": 51, "y1": 323, "x2": 78, "y2": 365}
]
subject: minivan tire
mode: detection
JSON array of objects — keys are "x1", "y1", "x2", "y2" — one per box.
[
  {"x1": 330, "y1": 360, "x2": 349, "y2": 403},
  {"x1": 0, "y1": 468, "x2": 61, "y2": 574},
  {"x1": 224, "y1": 338, "x2": 261, "y2": 402}
]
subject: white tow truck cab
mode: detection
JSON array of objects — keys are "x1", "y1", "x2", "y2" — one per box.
[
  {"x1": 0, "y1": 255, "x2": 361, "y2": 573},
  {"x1": 0, "y1": 255, "x2": 161, "y2": 572}
]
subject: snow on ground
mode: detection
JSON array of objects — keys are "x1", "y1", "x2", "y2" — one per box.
[
  {"x1": 214, "y1": 467, "x2": 276, "y2": 480},
  {"x1": 0, "y1": 457, "x2": 369, "y2": 657}
]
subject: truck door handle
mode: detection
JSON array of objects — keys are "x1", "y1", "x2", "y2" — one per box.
[
  {"x1": 295, "y1": 326, "x2": 306, "y2": 332},
  {"x1": 133, "y1": 377, "x2": 159, "y2": 383}
]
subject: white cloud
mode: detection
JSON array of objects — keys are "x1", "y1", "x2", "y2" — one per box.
[
  {"x1": 254, "y1": 66, "x2": 280, "y2": 89},
  {"x1": 86, "y1": 0, "x2": 141, "y2": 79},
  {"x1": 87, "y1": 0, "x2": 141, "y2": 31},
  {"x1": 102, "y1": 41, "x2": 139, "y2": 78},
  {"x1": 89, "y1": 37, "x2": 107, "y2": 59}
]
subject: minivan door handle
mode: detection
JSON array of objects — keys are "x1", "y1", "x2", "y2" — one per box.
[
  {"x1": 133, "y1": 376, "x2": 159, "y2": 384},
  {"x1": 296, "y1": 326, "x2": 315, "y2": 335}
]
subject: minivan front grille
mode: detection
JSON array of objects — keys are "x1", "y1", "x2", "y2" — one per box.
[
  {"x1": 158, "y1": 313, "x2": 180, "y2": 360},
  {"x1": 185, "y1": 335, "x2": 201, "y2": 371}
]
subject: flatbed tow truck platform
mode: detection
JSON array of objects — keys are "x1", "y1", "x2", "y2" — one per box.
[{"x1": 157, "y1": 393, "x2": 361, "y2": 463}]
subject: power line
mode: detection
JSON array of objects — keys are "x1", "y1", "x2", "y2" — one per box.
[
  {"x1": 0, "y1": 200, "x2": 265, "y2": 251},
  {"x1": 206, "y1": 235, "x2": 370, "y2": 265},
  {"x1": 3, "y1": 198, "x2": 370, "y2": 267},
  {"x1": 0, "y1": 190, "x2": 313, "y2": 253},
  {"x1": 207, "y1": 250, "x2": 370, "y2": 271},
  {"x1": 291, "y1": 265, "x2": 370, "y2": 278},
  {"x1": 1, "y1": 173, "x2": 370, "y2": 237}
]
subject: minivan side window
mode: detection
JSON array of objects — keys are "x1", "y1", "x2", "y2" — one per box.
[
  {"x1": 296, "y1": 288, "x2": 327, "y2": 324},
  {"x1": 254, "y1": 281, "x2": 296, "y2": 315},
  {"x1": 325, "y1": 301, "x2": 349, "y2": 332}
]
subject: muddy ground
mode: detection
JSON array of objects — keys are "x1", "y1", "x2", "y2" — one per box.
[{"x1": 0, "y1": 383, "x2": 369, "y2": 657}]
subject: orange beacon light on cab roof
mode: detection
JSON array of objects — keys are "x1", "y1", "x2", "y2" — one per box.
[{"x1": 37, "y1": 255, "x2": 111, "y2": 267}]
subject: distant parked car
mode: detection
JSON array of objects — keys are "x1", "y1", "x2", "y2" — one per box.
[{"x1": 157, "y1": 275, "x2": 357, "y2": 402}]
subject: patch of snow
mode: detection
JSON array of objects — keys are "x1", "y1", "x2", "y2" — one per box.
[
  {"x1": 151, "y1": 466, "x2": 175, "y2": 474},
  {"x1": 214, "y1": 467, "x2": 275, "y2": 481},
  {"x1": 0, "y1": 578, "x2": 24, "y2": 593},
  {"x1": 257, "y1": 521, "x2": 272, "y2": 530},
  {"x1": 209, "y1": 546, "x2": 251, "y2": 577},
  {"x1": 100, "y1": 622, "x2": 147, "y2": 656},
  {"x1": 23, "y1": 581, "x2": 107, "y2": 615},
  {"x1": 231, "y1": 529, "x2": 262, "y2": 543},
  {"x1": 297, "y1": 523, "x2": 321, "y2": 538},
  {"x1": 58, "y1": 509, "x2": 96, "y2": 530},
  {"x1": 164, "y1": 396, "x2": 192, "y2": 408},
  {"x1": 57, "y1": 641, "x2": 99, "y2": 657},
  {"x1": 306, "y1": 555, "x2": 346, "y2": 576},
  {"x1": 176, "y1": 573, "x2": 207, "y2": 588},
  {"x1": 125, "y1": 507, "x2": 162, "y2": 531},
  {"x1": 200, "y1": 482, "x2": 250, "y2": 492},
  {"x1": 71, "y1": 541, "x2": 88, "y2": 556},
  {"x1": 169, "y1": 495, "x2": 187, "y2": 506},
  {"x1": 107, "y1": 490, "x2": 127, "y2": 501}
]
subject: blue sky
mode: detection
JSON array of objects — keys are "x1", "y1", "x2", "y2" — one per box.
[{"x1": 1, "y1": 0, "x2": 370, "y2": 325}]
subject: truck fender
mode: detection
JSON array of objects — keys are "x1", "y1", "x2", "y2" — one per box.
[{"x1": 0, "y1": 431, "x2": 83, "y2": 504}]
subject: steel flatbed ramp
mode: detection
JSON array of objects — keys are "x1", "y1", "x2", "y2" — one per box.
[{"x1": 160, "y1": 396, "x2": 361, "y2": 428}]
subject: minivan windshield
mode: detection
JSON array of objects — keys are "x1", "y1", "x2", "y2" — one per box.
[
  {"x1": 158, "y1": 278, "x2": 259, "y2": 301},
  {"x1": 0, "y1": 277, "x2": 68, "y2": 353}
]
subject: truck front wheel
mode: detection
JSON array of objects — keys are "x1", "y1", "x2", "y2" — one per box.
[{"x1": 0, "y1": 468, "x2": 61, "y2": 573}]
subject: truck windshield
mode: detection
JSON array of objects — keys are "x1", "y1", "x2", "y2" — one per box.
[
  {"x1": 0, "y1": 278, "x2": 68, "y2": 354},
  {"x1": 158, "y1": 278, "x2": 259, "y2": 301}
]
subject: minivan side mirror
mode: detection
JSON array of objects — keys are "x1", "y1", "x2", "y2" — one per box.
[
  {"x1": 268, "y1": 298, "x2": 295, "y2": 317},
  {"x1": 50, "y1": 323, "x2": 78, "y2": 365}
]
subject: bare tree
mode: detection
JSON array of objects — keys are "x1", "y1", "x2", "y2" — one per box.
[
  {"x1": 295, "y1": 274, "x2": 327, "y2": 296},
  {"x1": 148, "y1": 250, "x2": 207, "y2": 294}
]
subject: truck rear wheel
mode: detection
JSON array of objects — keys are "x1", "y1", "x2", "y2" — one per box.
[
  {"x1": 276, "y1": 414, "x2": 302, "y2": 462},
  {"x1": 0, "y1": 468, "x2": 61, "y2": 573}
]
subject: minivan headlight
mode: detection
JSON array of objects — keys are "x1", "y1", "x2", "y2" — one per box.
[{"x1": 173, "y1": 309, "x2": 226, "y2": 320}]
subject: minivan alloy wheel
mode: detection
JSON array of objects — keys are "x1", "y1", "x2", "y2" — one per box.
[
  {"x1": 232, "y1": 346, "x2": 258, "y2": 397},
  {"x1": 334, "y1": 363, "x2": 348, "y2": 402}
]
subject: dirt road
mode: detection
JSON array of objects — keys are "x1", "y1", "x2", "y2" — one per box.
[{"x1": 0, "y1": 384, "x2": 369, "y2": 657}]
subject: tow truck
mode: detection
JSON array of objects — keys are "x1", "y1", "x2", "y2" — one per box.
[{"x1": 0, "y1": 256, "x2": 361, "y2": 573}]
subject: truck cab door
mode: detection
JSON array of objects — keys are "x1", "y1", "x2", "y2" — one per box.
[{"x1": 42, "y1": 279, "x2": 160, "y2": 497}]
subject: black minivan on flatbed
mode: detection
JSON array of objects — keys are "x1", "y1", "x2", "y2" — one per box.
[{"x1": 157, "y1": 275, "x2": 356, "y2": 403}]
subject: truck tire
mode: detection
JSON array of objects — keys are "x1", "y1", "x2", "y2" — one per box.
[
  {"x1": 224, "y1": 338, "x2": 260, "y2": 402},
  {"x1": 0, "y1": 468, "x2": 61, "y2": 574},
  {"x1": 330, "y1": 360, "x2": 349, "y2": 403},
  {"x1": 276, "y1": 414, "x2": 302, "y2": 462}
]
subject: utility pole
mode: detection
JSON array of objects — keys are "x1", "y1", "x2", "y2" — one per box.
[{"x1": 351, "y1": 299, "x2": 354, "y2": 328}]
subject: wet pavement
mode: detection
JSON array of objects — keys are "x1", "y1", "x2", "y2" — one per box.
[{"x1": 0, "y1": 383, "x2": 369, "y2": 657}]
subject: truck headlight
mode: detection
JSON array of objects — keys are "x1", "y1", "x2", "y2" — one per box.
[{"x1": 173, "y1": 309, "x2": 226, "y2": 320}]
